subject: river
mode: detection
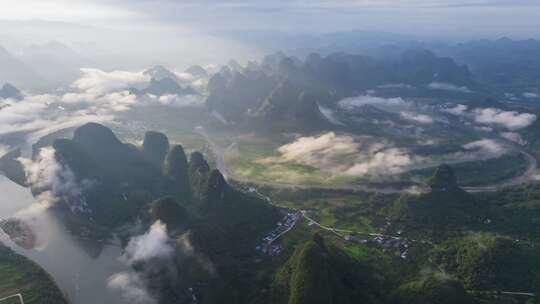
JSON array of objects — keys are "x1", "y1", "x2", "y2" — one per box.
[{"x1": 0, "y1": 175, "x2": 135, "y2": 304}]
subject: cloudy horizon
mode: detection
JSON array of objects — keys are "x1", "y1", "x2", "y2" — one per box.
[
  {"x1": 1, "y1": 0, "x2": 540, "y2": 72},
  {"x1": 1, "y1": 1, "x2": 539, "y2": 37}
]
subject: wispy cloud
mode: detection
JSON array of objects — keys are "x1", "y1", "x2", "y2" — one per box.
[{"x1": 523, "y1": 92, "x2": 539, "y2": 99}]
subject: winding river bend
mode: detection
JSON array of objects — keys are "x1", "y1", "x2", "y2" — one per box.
[{"x1": 0, "y1": 175, "x2": 133, "y2": 304}]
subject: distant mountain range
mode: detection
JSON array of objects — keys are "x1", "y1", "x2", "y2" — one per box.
[
  {"x1": 0, "y1": 83, "x2": 22, "y2": 100},
  {"x1": 440, "y1": 38, "x2": 540, "y2": 93},
  {"x1": 0, "y1": 41, "x2": 93, "y2": 90},
  {"x1": 0, "y1": 45, "x2": 43, "y2": 90},
  {"x1": 221, "y1": 30, "x2": 540, "y2": 96},
  {"x1": 205, "y1": 49, "x2": 477, "y2": 130},
  {"x1": 19, "y1": 40, "x2": 94, "y2": 87}
]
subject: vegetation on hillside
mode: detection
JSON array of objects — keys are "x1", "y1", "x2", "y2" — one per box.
[
  {"x1": 431, "y1": 233, "x2": 540, "y2": 292},
  {"x1": 272, "y1": 234, "x2": 390, "y2": 304}
]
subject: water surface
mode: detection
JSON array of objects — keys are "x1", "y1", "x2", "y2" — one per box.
[{"x1": 0, "y1": 175, "x2": 133, "y2": 304}]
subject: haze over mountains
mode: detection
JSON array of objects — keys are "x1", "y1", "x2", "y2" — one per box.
[
  {"x1": 0, "y1": 41, "x2": 93, "y2": 90},
  {"x1": 2, "y1": 1, "x2": 540, "y2": 303}
]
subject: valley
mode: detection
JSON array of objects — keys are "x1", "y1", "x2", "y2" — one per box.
[{"x1": 1, "y1": 32, "x2": 540, "y2": 304}]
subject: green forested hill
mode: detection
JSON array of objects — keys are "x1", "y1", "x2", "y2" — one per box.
[
  {"x1": 431, "y1": 233, "x2": 540, "y2": 292},
  {"x1": 0, "y1": 243, "x2": 66, "y2": 304},
  {"x1": 272, "y1": 234, "x2": 390, "y2": 304}
]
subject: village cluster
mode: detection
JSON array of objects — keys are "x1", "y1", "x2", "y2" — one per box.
[{"x1": 255, "y1": 211, "x2": 301, "y2": 256}]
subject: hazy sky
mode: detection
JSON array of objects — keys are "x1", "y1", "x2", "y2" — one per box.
[
  {"x1": 0, "y1": 0, "x2": 539, "y2": 69},
  {"x1": 0, "y1": 0, "x2": 540, "y2": 36},
  {"x1": 1, "y1": 0, "x2": 539, "y2": 37}
]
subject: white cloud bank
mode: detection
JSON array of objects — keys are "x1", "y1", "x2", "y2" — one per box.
[
  {"x1": 0, "y1": 67, "x2": 208, "y2": 146},
  {"x1": 73, "y1": 68, "x2": 150, "y2": 95},
  {"x1": 0, "y1": 92, "x2": 117, "y2": 143},
  {"x1": 472, "y1": 108, "x2": 536, "y2": 130},
  {"x1": 441, "y1": 104, "x2": 536, "y2": 131},
  {"x1": 271, "y1": 132, "x2": 417, "y2": 177}
]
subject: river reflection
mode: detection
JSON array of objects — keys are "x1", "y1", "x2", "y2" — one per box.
[{"x1": 0, "y1": 175, "x2": 134, "y2": 304}]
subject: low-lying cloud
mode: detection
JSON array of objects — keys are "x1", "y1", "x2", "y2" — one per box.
[
  {"x1": 462, "y1": 139, "x2": 508, "y2": 157},
  {"x1": 472, "y1": 108, "x2": 536, "y2": 130},
  {"x1": 0, "y1": 67, "x2": 210, "y2": 147},
  {"x1": 339, "y1": 95, "x2": 408, "y2": 110},
  {"x1": 428, "y1": 82, "x2": 472, "y2": 93},
  {"x1": 400, "y1": 111, "x2": 433, "y2": 124},
  {"x1": 123, "y1": 221, "x2": 174, "y2": 264},
  {"x1": 0, "y1": 92, "x2": 116, "y2": 145},
  {"x1": 19, "y1": 147, "x2": 91, "y2": 201},
  {"x1": 18, "y1": 147, "x2": 93, "y2": 213},
  {"x1": 155, "y1": 94, "x2": 205, "y2": 108},
  {"x1": 73, "y1": 68, "x2": 149, "y2": 95},
  {"x1": 344, "y1": 147, "x2": 414, "y2": 176},
  {"x1": 268, "y1": 132, "x2": 418, "y2": 177},
  {"x1": 107, "y1": 272, "x2": 156, "y2": 304},
  {"x1": 441, "y1": 104, "x2": 468, "y2": 115},
  {"x1": 500, "y1": 132, "x2": 527, "y2": 145},
  {"x1": 523, "y1": 92, "x2": 539, "y2": 99},
  {"x1": 377, "y1": 83, "x2": 414, "y2": 89},
  {"x1": 110, "y1": 221, "x2": 174, "y2": 304},
  {"x1": 440, "y1": 104, "x2": 536, "y2": 131},
  {"x1": 0, "y1": 144, "x2": 9, "y2": 158}
]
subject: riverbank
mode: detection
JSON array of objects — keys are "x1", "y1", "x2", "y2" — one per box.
[{"x1": 0, "y1": 242, "x2": 67, "y2": 304}]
